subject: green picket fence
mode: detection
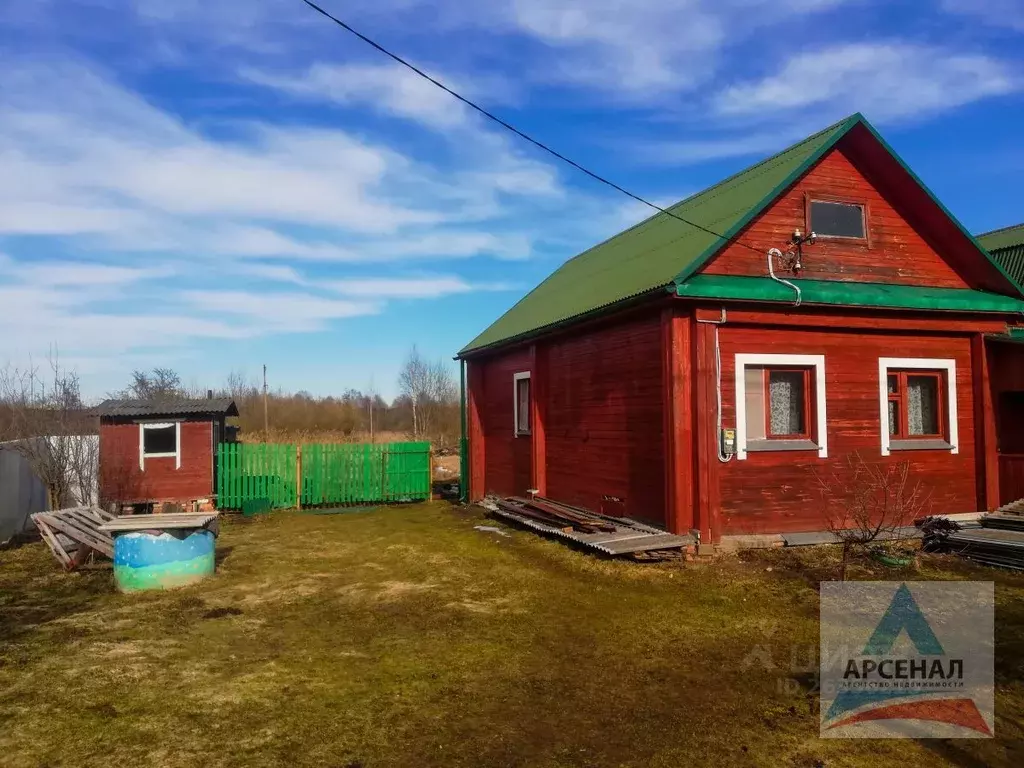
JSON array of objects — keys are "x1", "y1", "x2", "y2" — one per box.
[
  {"x1": 217, "y1": 441, "x2": 431, "y2": 510},
  {"x1": 300, "y1": 441, "x2": 431, "y2": 506},
  {"x1": 217, "y1": 442, "x2": 297, "y2": 511}
]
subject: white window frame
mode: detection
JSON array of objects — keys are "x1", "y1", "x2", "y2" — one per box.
[
  {"x1": 513, "y1": 371, "x2": 531, "y2": 437},
  {"x1": 139, "y1": 421, "x2": 181, "y2": 470},
  {"x1": 878, "y1": 358, "x2": 957, "y2": 456},
  {"x1": 734, "y1": 354, "x2": 828, "y2": 461}
]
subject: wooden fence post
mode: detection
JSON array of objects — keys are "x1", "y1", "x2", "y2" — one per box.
[
  {"x1": 295, "y1": 445, "x2": 302, "y2": 510},
  {"x1": 429, "y1": 446, "x2": 435, "y2": 501}
]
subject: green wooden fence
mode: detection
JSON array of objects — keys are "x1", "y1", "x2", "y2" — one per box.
[
  {"x1": 217, "y1": 442, "x2": 297, "y2": 511},
  {"x1": 217, "y1": 441, "x2": 431, "y2": 510}
]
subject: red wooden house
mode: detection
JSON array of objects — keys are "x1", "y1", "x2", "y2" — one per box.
[
  {"x1": 457, "y1": 114, "x2": 1024, "y2": 545},
  {"x1": 96, "y1": 398, "x2": 238, "y2": 510}
]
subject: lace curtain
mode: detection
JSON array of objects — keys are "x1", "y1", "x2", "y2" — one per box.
[
  {"x1": 769, "y1": 372, "x2": 805, "y2": 436},
  {"x1": 907, "y1": 376, "x2": 938, "y2": 435}
]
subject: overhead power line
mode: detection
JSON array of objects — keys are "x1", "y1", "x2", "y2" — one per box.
[{"x1": 297, "y1": 0, "x2": 765, "y2": 256}]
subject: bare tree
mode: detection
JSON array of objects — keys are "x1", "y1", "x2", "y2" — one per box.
[
  {"x1": 398, "y1": 346, "x2": 429, "y2": 438},
  {"x1": 0, "y1": 356, "x2": 97, "y2": 510},
  {"x1": 815, "y1": 453, "x2": 931, "y2": 580},
  {"x1": 122, "y1": 367, "x2": 184, "y2": 401},
  {"x1": 397, "y1": 346, "x2": 459, "y2": 447}
]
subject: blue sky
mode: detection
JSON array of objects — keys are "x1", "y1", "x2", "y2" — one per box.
[{"x1": 0, "y1": 0, "x2": 1022, "y2": 400}]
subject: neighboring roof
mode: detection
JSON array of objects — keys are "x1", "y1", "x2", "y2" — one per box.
[
  {"x1": 979, "y1": 223, "x2": 1024, "y2": 252},
  {"x1": 987, "y1": 327, "x2": 1024, "y2": 345},
  {"x1": 460, "y1": 114, "x2": 1024, "y2": 356},
  {"x1": 93, "y1": 398, "x2": 238, "y2": 418},
  {"x1": 979, "y1": 223, "x2": 1024, "y2": 287},
  {"x1": 676, "y1": 275, "x2": 1024, "y2": 314}
]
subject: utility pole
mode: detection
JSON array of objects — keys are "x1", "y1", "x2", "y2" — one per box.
[
  {"x1": 262, "y1": 364, "x2": 269, "y2": 442},
  {"x1": 368, "y1": 376, "x2": 375, "y2": 444}
]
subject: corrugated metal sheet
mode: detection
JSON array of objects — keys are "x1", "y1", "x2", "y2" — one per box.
[
  {"x1": 978, "y1": 224, "x2": 1024, "y2": 288},
  {"x1": 991, "y1": 244, "x2": 1024, "y2": 288},
  {"x1": 94, "y1": 398, "x2": 238, "y2": 418},
  {"x1": 489, "y1": 505, "x2": 695, "y2": 555}
]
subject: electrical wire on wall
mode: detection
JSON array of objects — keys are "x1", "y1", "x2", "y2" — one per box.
[{"x1": 695, "y1": 309, "x2": 733, "y2": 463}]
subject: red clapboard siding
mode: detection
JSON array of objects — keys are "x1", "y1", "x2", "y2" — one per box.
[
  {"x1": 716, "y1": 326, "x2": 977, "y2": 535},
  {"x1": 544, "y1": 313, "x2": 665, "y2": 525},
  {"x1": 99, "y1": 420, "x2": 214, "y2": 503},
  {"x1": 478, "y1": 348, "x2": 533, "y2": 497},
  {"x1": 702, "y1": 145, "x2": 970, "y2": 288},
  {"x1": 990, "y1": 342, "x2": 1024, "y2": 459}
]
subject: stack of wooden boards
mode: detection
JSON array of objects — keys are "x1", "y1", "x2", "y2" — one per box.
[
  {"x1": 489, "y1": 496, "x2": 695, "y2": 557},
  {"x1": 30, "y1": 506, "x2": 116, "y2": 570},
  {"x1": 928, "y1": 500, "x2": 1024, "y2": 570},
  {"x1": 496, "y1": 497, "x2": 617, "y2": 533}
]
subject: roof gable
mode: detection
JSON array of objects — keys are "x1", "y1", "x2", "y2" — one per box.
[
  {"x1": 460, "y1": 115, "x2": 1024, "y2": 356},
  {"x1": 459, "y1": 115, "x2": 857, "y2": 355},
  {"x1": 696, "y1": 142, "x2": 972, "y2": 288}
]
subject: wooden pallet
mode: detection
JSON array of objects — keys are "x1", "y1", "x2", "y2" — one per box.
[
  {"x1": 98, "y1": 512, "x2": 219, "y2": 533},
  {"x1": 30, "y1": 506, "x2": 116, "y2": 570}
]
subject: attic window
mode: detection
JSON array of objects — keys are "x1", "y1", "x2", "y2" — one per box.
[{"x1": 809, "y1": 199, "x2": 866, "y2": 239}]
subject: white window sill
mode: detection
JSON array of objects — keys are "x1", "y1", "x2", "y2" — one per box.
[
  {"x1": 142, "y1": 452, "x2": 178, "y2": 458},
  {"x1": 746, "y1": 439, "x2": 821, "y2": 453},
  {"x1": 888, "y1": 439, "x2": 953, "y2": 452},
  {"x1": 514, "y1": 431, "x2": 531, "y2": 438}
]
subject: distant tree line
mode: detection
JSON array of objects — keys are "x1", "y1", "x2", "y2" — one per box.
[
  {"x1": 0, "y1": 347, "x2": 460, "y2": 511},
  {"x1": 112, "y1": 346, "x2": 461, "y2": 449},
  {"x1": 1, "y1": 346, "x2": 462, "y2": 451}
]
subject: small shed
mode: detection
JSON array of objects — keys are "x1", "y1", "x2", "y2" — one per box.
[{"x1": 94, "y1": 398, "x2": 238, "y2": 510}]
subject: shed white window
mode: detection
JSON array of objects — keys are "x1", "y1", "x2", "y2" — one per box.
[
  {"x1": 139, "y1": 421, "x2": 181, "y2": 470},
  {"x1": 878, "y1": 358, "x2": 958, "y2": 455},
  {"x1": 734, "y1": 354, "x2": 828, "y2": 460},
  {"x1": 513, "y1": 372, "x2": 531, "y2": 437}
]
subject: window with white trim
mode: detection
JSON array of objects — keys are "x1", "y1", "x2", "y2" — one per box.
[
  {"x1": 878, "y1": 358, "x2": 958, "y2": 455},
  {"x1": 513, "y1": 372, "x2": 531, "y2": 437},
  {"x1": 735, "y1": 354, "x2": 828, "y2": 460},
  {"x1": 139, "y1": 421, "x2": 181, "y2": 469}
]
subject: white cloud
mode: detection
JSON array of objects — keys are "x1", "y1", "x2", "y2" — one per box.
[
  {"x1": 181, "y1": 290, "x2": 382, "y2": 330},
  {"x1": 941, "y1": 0, "x2": 1024, "y2": 32},
  {"x1": 0, "y1": 57, "x2": 567, "y2": 251},
  {"x1": 715, "y1": 43, "x2": 1018, "y2": 122},
  {"x1": 0, "y1": 56, "x2": 577, "y2": 377},
  {"x1": 241, "y1": 62, "x2": 471, "y2": 128},
  {"x1": 634, "y1": 131, "x2": 808, "y2": 166},
  {"x1": 326, "y1": 276, "x2": 517, "y2": 299}
]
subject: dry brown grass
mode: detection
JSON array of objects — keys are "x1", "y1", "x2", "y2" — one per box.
[{"x1": 1, "y1": 505, "x2": 1022, "y2": 767}]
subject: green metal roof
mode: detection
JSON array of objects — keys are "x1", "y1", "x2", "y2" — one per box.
[
  {"x1": 676, "y1": 275, "x2": 1024, "y2": 314},
  {"x1": 979, "y1": 223, "x2": 1024, "y2": 252},
  {"x1": 459, "y1": 114, "x2": 860, "y2": 355},
  {"x1": 979, "y1": 223, "x2": 1024, "y2": 287},
  {"x1": 459, "y1": 114, "x2": 1024, "y2": 356}
]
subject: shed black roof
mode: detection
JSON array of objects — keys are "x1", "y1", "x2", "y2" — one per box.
[{"x1": 93, "y1": 398, "x2": 238, "y2": 418}]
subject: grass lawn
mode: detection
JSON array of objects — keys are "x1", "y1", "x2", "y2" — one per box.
[{"x1": 2, "y1": 503, "x2": 1024, "y2": 768}]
